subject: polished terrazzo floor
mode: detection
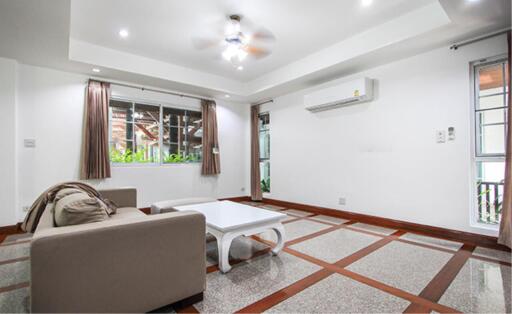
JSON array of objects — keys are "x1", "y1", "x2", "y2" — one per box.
[{"x1": 0, "y1": 201, "x2": 511, "y2": 313}]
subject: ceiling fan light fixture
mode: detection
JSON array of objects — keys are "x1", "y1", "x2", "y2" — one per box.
[
  {"x1": 225, "y1": 15, "x2": 241, "y2": 37},
  {"x1": 222, "y1": 44, "x2": 239, "y2": 61},
  {"x1": 237, "y1": 49, "x2": 248, "y2": 62}
]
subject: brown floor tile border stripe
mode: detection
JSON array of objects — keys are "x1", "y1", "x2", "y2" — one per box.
[
  {"x1": 303, "y1": 216, "x2": 339, "y2": 227},
  {"x1": 403, "y1": 243, "x2": 476, "y2": 313},
  {"x1": 206, "y1": 247, "x2": 272, "y2": 274},
  {"x1": 336, "y1": 230, "x2": 406, "y2": 267},
  {"x1": 341, "y1": 224, "x2": 389, "y2": 238},
  {"x1": 285, "y1": 225, "x2": 341, "y2": 246},
  {"x1": 282, "y1": 217, "x2": 302, "y2": 224},
  {"x1": 0, "y1": 281, "x2": 29, "y2": 294},
  {"x1": 175, "y1": 305, "x2": 200, "y2": 313},
  {"x1": 0, "y1": 256, "x2": 29, "y2": 266}
]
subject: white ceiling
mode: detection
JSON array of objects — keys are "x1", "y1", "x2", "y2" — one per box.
[
  {"x1": 70, "y1": 0, "x2": 434, "y2": 82},
  {"x1": 0, "y1": 0, "x2": 510, "y2": 102}
]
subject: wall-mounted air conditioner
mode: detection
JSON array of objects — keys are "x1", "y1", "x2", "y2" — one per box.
[{"x1": 304, "y1": 77, "x2": 374, "y2": 112}]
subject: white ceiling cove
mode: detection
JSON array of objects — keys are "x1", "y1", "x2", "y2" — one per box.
[
  {"x1": 70, "y1": 0, "x2": 435, "y2": 81},
  {"x1": 0, "y1": 0, "x2": 510, "y2": 102}
]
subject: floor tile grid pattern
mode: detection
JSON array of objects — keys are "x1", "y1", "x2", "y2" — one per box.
[
  {"x1": 0, "y1": 201, "x2": 510, "y2": 314},
  {"x1": 230, "y1": 203, "x2": 510, "y2": 313},
  {"x1": 248, "y1": 229, "x2": 462, "y2": 314}
]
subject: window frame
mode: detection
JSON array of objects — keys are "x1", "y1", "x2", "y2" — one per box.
[
  {"x1": 108, "y1": 96, "x2": 203, "y2": 167},
  {"x1": 469, "y1": 54, "x2": 508, "y2": 230},
  {"x1": 473, "y1": 56, "x2": 509, "y2": 158}
]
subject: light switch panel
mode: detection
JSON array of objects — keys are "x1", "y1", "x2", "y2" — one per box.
[
  {"x1": 24, "y1": 139, "x2": 36, "y2": 148},
  {"x1": 436, "y1": 131, "x2": 446, "y2": 143}
]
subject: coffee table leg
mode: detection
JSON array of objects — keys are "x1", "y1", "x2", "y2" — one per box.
[
  {"x1": 217, "y1": 233, "x2": 236, "y2": 273},
  {"x1": 271, "y1": 224, "x2": 286, "y2": 255}
]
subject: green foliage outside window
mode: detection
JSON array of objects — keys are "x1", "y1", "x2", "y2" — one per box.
[
  {"x1": 162, "y1": 153, "x2": 201, "y2": 163},
  {"x1": 110, "y1": 147, "x2": 200, "y2": 164},
  {"x1": 110, "y1": 148, "x2": 156, "y2": 163},
  {"x1": 261, "y1": 178, "x2": 270, "y2": 193}
]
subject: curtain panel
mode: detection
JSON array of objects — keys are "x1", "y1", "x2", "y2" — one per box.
[
  {"x1": 499, "y1": 31, "x2": 512, "y2": 248},
  {"x1": 81, "y1": 80, "x2": 111, "y2": 180},
  {"x1": 201, "y1": 100, "x2": 221, "y2": 175},
  {"x1": 251, "y1": 105, "x2": 263, "y2": 201}
]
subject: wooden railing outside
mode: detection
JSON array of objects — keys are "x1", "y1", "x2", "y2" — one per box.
[{"x1": 477, "y1": 181, "x2": 504, "y2": 224}]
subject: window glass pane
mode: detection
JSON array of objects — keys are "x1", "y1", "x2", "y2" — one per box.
[
  {"x1": 259, "y1": 113, "x2": 270, "y2": 192},
  {"x1": 476, "y1": 161, "x2": 504, "y2": 224},
  {"x1": 259, "y1": 113, "x2": 270, "y2": 160},
  {"x1": 478, "y1": 64, "x2": 504, "y2": 97},
  {"x1": 259, "y1": 130, "x2": 270, "y2": 159},
  {"x1": 162, "y1": 107, "x2": 202, "y2": 163},
  {"x1": 134, "y1": 104, "x2": 159, "y2": 124},
  {"x1": 163, "y1": 107, "x2": 186, "y2": 126},
  {"x1": 110, "y1": 141, "x2": 133, "y2": 163},
  {"x1": 134, "y1": 123, "x2": 159, "y2": 163},
  {"x1": 477, "y1": 108, "x2": 506, "y2": 125},
  {"x1": 260, "y1": 161, "x2": 270, "y2": 193},
  {"x1": 186, "y1": 110, "x2": 203, "y2": 161},
  {"x1": 111, "y1": 120, "x2": 133, "y2": 144},
  {"x1": 110, "y1": 100, "x2": 133, "y2": 121},
  {"x1": 479, "y1": 124, "x2": 505, "y2": 155},
  {"x1": 505, "y1": 62, "x2": 509, "y2": 93},
  {"x1": 478, "y1": 94, "x2": 505, "y2": 110}
]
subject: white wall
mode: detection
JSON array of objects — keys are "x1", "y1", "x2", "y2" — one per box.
[
  {"x1": 14, "y1": 64, "x2": 249, "y2": 223},
  {"x1": 0, "y1": 57, "x2": 17, "y2": 226},
  {"x1": 261, "y1": 35, "x2": 508, "y2": 236}
]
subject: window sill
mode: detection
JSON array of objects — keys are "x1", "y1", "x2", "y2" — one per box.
[
  {"x1": 469, "y1": 221, "x2": 500, "y2": 235},
  {"x1": 111, "y1": 162, "x2": 201, "y2": 168}
]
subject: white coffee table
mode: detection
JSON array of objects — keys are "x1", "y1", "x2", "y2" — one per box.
[{"x1": 174, "y1": 200, "x2": 287, "y2": 273}]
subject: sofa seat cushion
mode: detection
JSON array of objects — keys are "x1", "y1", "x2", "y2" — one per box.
[
  {"x1": 109, "y1": 207, "x2": 146, "y2": 220},
  {"x1": 54, "y1": 189, "x2": 109, "y2": 227}
]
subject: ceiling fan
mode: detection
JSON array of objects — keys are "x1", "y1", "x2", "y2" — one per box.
[{"x1": 192, "y1": 15, "x2": 275, "y2": 66}]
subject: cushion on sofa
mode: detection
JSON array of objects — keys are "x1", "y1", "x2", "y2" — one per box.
[{"x1": 54, "y1": 190, "x2": 109, "y2": 227}]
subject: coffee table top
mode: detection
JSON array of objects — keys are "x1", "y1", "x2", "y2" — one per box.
[{"x1": 174, "y1": 201, "x2": 287, "y2": 232}]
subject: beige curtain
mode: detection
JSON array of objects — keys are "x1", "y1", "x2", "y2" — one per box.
[
  {"x1": 251, "y1": 105, "x2": 263, "y2": 201},
  {"x1": 499, "y1": 31, "x2": 512, "y2": 248},
  {"x1": 81, "y1": 80, "x2": 111, "y2": 180},
  {"x1": 201, "y1": 100, "x2": 221, "y2": 175}
]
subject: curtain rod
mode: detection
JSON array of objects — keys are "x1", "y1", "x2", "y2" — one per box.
[
  {"x1": 450, "y1": 28, "x2": 510, "y2": 50},
  {"x1": 89, "y1": 79, "x2": 214, "y2": 101}
]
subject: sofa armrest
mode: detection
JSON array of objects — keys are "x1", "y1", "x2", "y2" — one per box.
[
  {"x1": 99, "y1": 187, "x2": 137, "y2": 208},
  {"x1": 31, "y1": 211, "x2": 206, "y2": 313}
]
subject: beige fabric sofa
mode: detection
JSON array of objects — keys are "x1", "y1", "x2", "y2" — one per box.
[{"x1": 30, "y1": 187, "x2": 206, "y2": 313}]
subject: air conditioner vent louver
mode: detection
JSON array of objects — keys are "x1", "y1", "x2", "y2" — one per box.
[{"x1": 304, "y1": 78, "x2": 374, "y2": 112}]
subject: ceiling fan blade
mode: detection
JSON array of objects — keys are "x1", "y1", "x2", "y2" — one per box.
[
  {"x1": 251, "y1": 28, "x2": 276, "y2": 42},
  {"x1": 243, "y1": 45, "x2": 271, "y2": 59},
  {"x1": 191, "y1": 37, "x2": 223, "y2": 50}
]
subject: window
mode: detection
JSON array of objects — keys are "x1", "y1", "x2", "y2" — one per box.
[
  {"x1": 472, "y1": 57, "x2": 508, "y2": 225},
  {"x1": 259, "y1": 112, "x2": 270, "y2": 193},
  {"x1": 109, "y1": 98, "x2": 202, "y2": 164}
]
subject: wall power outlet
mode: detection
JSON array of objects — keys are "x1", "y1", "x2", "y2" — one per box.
[{"x1": 338, "y1": 197, "x2": 346, "y2": 205}]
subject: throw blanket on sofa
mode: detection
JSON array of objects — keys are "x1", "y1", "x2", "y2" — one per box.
[{"x1": 21, "y1": 181, "x2": 115, "y2": 233}]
